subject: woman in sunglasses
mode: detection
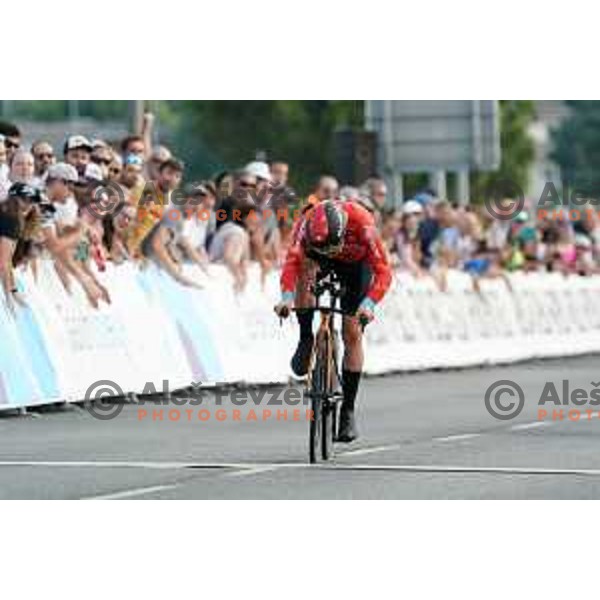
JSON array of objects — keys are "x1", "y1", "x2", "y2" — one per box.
[{"x1": 0, "y1": 182, "x2": 42, "y2": 312}]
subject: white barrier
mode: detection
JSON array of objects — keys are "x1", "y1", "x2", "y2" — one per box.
[{"x1": 2, "y1": 260, "x2": 600, "y2": 411}]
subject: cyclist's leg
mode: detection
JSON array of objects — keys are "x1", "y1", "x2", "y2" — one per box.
[
  {"x1": 291, "y1": 258, "x2": 317, "y2": 377},
  {"x1": 337, "y1": 261, "x2": 372, "y2": 442}
]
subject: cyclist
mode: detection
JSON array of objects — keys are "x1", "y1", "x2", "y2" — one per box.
[{"x1": 274, "y1": 199, "x2": 392, "y2": 442}]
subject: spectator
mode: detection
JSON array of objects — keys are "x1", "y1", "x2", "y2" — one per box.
[
  {"x1": 73, "y1": 163, "x2": 104, "y2": 208},
  {"x1": 0, "y1": 121, "x2": 21, "y2": 163},
  {"x1": 155, "y1": 158, "x2": 183, "y2": 202},
  {"x1": 307, "y1": 175, "x2": 339, "y2": 207},
  {"x1": 214, "y1": 171, "x2": 233, "y2": 200},
  {"x1": 9, "y1": 150, "x2": 35, "y2": 185},
  {"x1": 147, "y1": 145, "x2": 172, "y2": 180},
  {"x1": 140, "y1": 194, "x2": 203, "y2": 289},
  {"x1": 575, "y1": 233, "x2": 595, "y2": 275},
  {"x1": 380, "y1": 210, "x2": 402, "y2": 264},
  {"x1": 211, "y1": 171, "x2": 258, "y2": 291},
  {"x1": 396, "y1": 200, "x2": 424, "y2": 275},
  {"x1": 0, "y1": 182, "x2": 42, "y2": 311},
  {"x1": 456, "y1": 210, "x2": 483, "y2": 267},
  {"x1": 127, "y1": 158, "x2": 184, "y2": 259},
  {"x1": 120, "y1": 112, "x2": 154, "y2": 162},
  {"x1": 31, "y1": 141, "x2": 56, "y2": 183},
  {"x1": 209, "y1": 208, "x2": 251, "y2": 293},
  {"x1": 245, "y1": 161, "x2": 272, "y2": 200},
  {"x1": 41, "y1": 162, "x2": 107, "y2": 307},
  {"x1": 63, "y1": 135, "x2": 92, "y2": 175},
  {"x1": 103, "y1": 202, "x2": 136, "y2": 264},
  {"x1": 121, "y1": 135, "x2": 146, "y2": 160},
  {"x1": 216, "y1": 170, "x2": 257, "y2": 228},
  {"x1": 359, "y1": 177, "x2": 388, "y2": 217},
  {"x1": 339, "y1": 186, "x2": 361, "y2": 202},
  {"x1": 91, "y1": 144, "x2": 114, "y2": 180},
  {"x1": 0, "y1": 138, "x2": 8, "y2": 200},
  {"x1": 107, "y1": 154, "x2": 123, "y2": 183},
  {"x1": 270, "y1": 161, "x2": 289, "y2": 188},
  {"x1": 177, "y1": 182, "x2": 217, "y2": 268},
  {"x1": 120, "y1": 154, "x2": 145, "y2": 202}
]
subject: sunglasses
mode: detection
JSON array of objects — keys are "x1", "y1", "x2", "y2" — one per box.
[
  {"x1": 93, "y1": 157, "x2": 112, "y2": 166},
  {"x1": 239, "y1": 181, "x2": 256, "y2": 189},
  {"x1": 5, "y1": 140, "x2": 19, "y2": 150}
]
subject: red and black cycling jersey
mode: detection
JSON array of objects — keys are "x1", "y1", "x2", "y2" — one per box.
[{"x1": 281, "y1": 200, "x2": 392, "y2": 304}]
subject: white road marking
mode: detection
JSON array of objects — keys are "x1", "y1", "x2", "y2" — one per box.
[
  {"x1": 5, "y1": 460, "x2": 600, "y2": 478},
  {"x1": 511, "y1": 421, "x2": 550, "y2": 431},
  {"x1": 0, "y1": 460, "x2": 243, "y2": 470},
  {"x1": 224, "y1": 465, "x2": 283, "y2": 478},
  {"x1": 321, "y1": 464, "x2": 600, "y2": 476},
  {"x1": 339, "y1": 444, "x2": 401, "y2": 457},
  {"x1": 82, "y1": 484, "x2": 178, "y2": 500},
  {"x1": 433, "y1": 433, "x2": 481, "y2": 443}
]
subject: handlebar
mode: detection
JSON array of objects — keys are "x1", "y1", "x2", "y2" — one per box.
[{"x1": 278, "y1": 306, "x2": 369, "y2": 330}]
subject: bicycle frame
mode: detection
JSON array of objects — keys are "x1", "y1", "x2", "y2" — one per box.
[
  {"x1": 307, "y1": 270, "x2": 344, "y2": 391},
  {"x1": 304, "y1": 267, "x2": 346, "y2": 462}
]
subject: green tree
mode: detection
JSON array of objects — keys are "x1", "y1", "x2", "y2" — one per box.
[
  {"x1": 167, "y1": 100, "x2": 363, "y2": 193},
  {"x1": 471, "y1": 100, "x2": 536, "y2": 201},
  {"x1": 551, "y1": 101, "x2": 600, "y2": 197}
]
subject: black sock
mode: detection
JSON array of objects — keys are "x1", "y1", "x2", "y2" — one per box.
[
  {"x1": 296, "y1": 308, "x2": 315, "y2": 340},
  {"x1": 342, "y1": 369, "x2": 362, "y2": 411}
]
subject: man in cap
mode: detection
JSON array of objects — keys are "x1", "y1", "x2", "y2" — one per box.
[
  {"x1": 63, "y1": 135, "x2": 93, "y2": 175},
  {"x1": 245, "y1": 161, "x2": 273, "y2": 200}
]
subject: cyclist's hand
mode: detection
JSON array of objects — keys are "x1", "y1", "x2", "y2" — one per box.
[
  {"x1": 356, "y1": 307, "x2": 374, "y2": 327},
  {"x1": 274, "y1": 301, "x2": 293, "y2": 319},
  {"x1": 356, "y1": 298, "x2": 376, "y2": 327}
]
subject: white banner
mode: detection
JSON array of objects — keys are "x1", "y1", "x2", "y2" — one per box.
[{"x1": 2, "y1": 260, "x2": 600, "y2": 410}]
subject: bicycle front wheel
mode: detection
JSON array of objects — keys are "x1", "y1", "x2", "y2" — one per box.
[{"x1": 308, "y1": 361, "x2": 324, "y2": 464}]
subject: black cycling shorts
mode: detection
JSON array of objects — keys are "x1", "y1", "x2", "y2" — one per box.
[{"x1": 316, "y1": 258, "x2": 372, "y2": 315}]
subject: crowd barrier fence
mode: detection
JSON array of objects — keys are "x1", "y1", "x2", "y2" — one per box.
[{"x1": 2, "y1": 261, "x2": 600, "y2": 411}]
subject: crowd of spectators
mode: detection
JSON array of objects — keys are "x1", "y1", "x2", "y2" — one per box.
[{"x1": 1, "y1": 115, "x2": 600, "y2": 313}]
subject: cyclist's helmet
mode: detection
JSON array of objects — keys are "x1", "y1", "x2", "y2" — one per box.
[
  {"x1": 7, "y1": 182, "x2": 42, "y2": 203},
  {"x1": 305, "y1": 200, "x2": 347, "y2": 257}
]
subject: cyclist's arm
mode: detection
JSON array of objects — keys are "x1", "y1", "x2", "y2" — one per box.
[
  {"x1": 280, "y1": 227, "x2": 305, "y2": 303},
  {"x1": 361, "y1": 223, "x2": 393, "y2": 312}
]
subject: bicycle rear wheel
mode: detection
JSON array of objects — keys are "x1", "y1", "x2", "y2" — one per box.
[{"x1": 321, "y1": 397, "x2": 333, "y2": 460}]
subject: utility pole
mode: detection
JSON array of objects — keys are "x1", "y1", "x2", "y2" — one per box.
[{"x1": 131, "y1": 100, "x2": 145, "y2": 134}]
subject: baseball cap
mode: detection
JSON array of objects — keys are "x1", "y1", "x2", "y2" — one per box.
[
  {"x1": 8, "y1": 182, "x2": 42, "y2": 202},
  {"x1": 78, "y1": 162, "x2": 104, "y2": 185},
  {"x1": 413, "y1": 192, "x2": 435, "y2": 206},
  {"x1": 47, "y1": 162, "x2": 79, "y2": 183},
  {"x1": 402, "y1": 200, "x2": 424, "y2": 215},
  {"x1": 63, "y1": 135, "x2": 93, "y2": 154},
  {"x1": 244, "y1": 161, "x2": 272, "y2": 183}
]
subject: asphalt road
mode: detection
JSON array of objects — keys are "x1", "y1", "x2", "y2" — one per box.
[{"x1": 2, "y1": 355, "x2": 600, "y2": 499}]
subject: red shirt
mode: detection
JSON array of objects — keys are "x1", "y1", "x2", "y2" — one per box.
[{"x1": 281, "y1": 201, "x2": 392, "y2": 304}]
